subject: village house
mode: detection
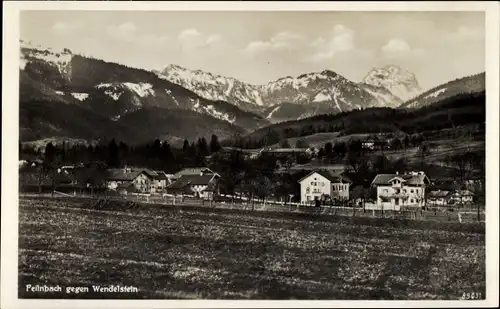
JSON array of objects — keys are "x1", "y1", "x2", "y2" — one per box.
[
  {"x1": 167, "y1": 167, "x2": 221, "y2": 199},
  {"x1": 298, "y1": 170, "x2": 352, "y2": 205},
  {"x1": 362, "y1": 141, "x2": 375, "y2": 150},
  {"x1": 172, "y1": 167, "x2": 220, "y2": 180},
  {"x1": 138, "y1": 169, "x2": 173, "y2": 194},
  {"x1": 427, "y1": 190, "x2": 450, "y2": 206},
  {"x1": 448, "y1": 190, "x2": 475, "y2": 205},
  {"x1": 220, "y1": 147, "x2": 263, "y2": 160},
  {"x1": 428, "y1": 189, "x2": 475, "y2": 206},
  {"x1": 371, "y1": 171, "x2": 430, "y2": 210},
  {"x1": 106, "y1": 167, "x2": 154, "y2": 194},
  {"x1": 150, "y1": 170, "x2": 171, "y2": 193}
]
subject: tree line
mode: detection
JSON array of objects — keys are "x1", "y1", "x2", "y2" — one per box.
[
  {"x1": 224, "y1": 91, "x2": 485, "y2": 150},
  {"x1": 20, "y1": 129, "x2": 485, "y2": 204}
]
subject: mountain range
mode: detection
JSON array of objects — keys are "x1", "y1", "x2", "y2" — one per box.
[
  {"x1": 159, "y1": 64, "x2": 418, "y2": 122},
  {"x1": 18, "y1": 39, "x2": 485, "y2": 146},
  {"x1": 20, "y1": 40, "x2": 268, "y2": 145}
]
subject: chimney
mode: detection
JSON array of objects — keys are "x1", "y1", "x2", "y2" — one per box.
[{"x1": 396, "y1": 171, "x2": 399, "y2": 175}]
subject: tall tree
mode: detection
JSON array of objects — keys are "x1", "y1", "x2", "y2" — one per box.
[
  {"x1": 182, "y1": 139, "x2": 190, "y2": 153},
  {"x1": 107, "y1": 139, "x2": 120, "y2": 168},
  {"x1": 44, "y1": 142, "x2": 57, "y2": 168},
  {"x1": 196, "y1": 137, "x2": 209, "y2": 157},
  {"x1": 333, "y1": 142, "x2": 347, "y2": 158},
  {"x1": 317, "y1": 147, "x2": 326, "y2": 159},
  {"x1": 372, "y1": 155, "x2": 393, "y2": 174},
  {"x1": 118, "y1": 142, "x2": 129, "y2": 167},
  {"x1": 160, "y1": 142, "x2": 175, "y2": 172},
  {"x1": 189, "y1": 142, "x2": 196, "y2": 157},
  {"x1": 324, "y1": 142, "x2": 333, "y2": 156},
  {"x1": 152, "y1": 139, "x2": 162, "y2": 155},
  {"x1": 418, "y1": 143, "x2": 431, "y2": 170},
  {"x1": 390, "y1": 138, "x2": 402, "y2": 150},
  {"x1": 403, "y1": 135, "x2": 410, "y2": 149},
  {"x1": 210, "y1": 134, "x2": 222, "y2": 153},
  {"x1": 43, "y1": 142, "x2": 62, "y2": 196}
]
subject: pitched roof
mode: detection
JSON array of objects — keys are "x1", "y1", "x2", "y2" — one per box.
[
  {"x1": 154, "y1": 171, "x2": 169, "y2": 180},
  {"x1": 168, "y1": 174, "x2": 216, "y2": 190},
  {"x1": 174, "y1": 167, "x2": 217, "y2": 177},
  {"x1": 451, "y1": 190, "x2": 475, "y2": 196},
  {"x1": 106, "y1": 168, "x2": 150, "y2": 181},
  {"x1": 142, "y1": 169, "x2": 159, "y2": 178},
  {"x1": 428, "y1": 190, "x2": 450, "y2": 198},
  {"x1": 298, "y1": 170, "x2": 352, "y2": 184},
  {"x1": 371, "y1": 173, "x2": 430, "y2": 186}
]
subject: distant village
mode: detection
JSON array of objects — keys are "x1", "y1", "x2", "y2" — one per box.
[{"x1": 19, "y1": 136, "x2": 484, "y2": 211}]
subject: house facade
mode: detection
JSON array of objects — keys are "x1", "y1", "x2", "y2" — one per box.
[
  {"x1": 428, "y1": 189, "x2": 475, "y2": 206},
  {"x1": 106, "y1": 168, "x2": 153, "y2": 193},
  {"x1": 172, "y1": 167, "x2": 220, "y2": 180},
  {"x1": 427, "y1": 190, "x2": 450, "y2": 206},
  {"x1": 298, "y1": 171, "x2": 352, "y2": 204},
  {"x1": 151, "y1": 171, "x2": 170, "y2": 193},
  {"x1": 371, "y1": 171, "x2": 430, "y2": 210},
  {"x1": 448, "y1": 190, "x2": 475, "y2": 205},
  {"x1": 167, "y1": 168, "x2": 220, "y2": 199}
]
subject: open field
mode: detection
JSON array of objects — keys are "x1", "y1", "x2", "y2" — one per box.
[
  {"x1": 19, "y1": 197, "x2": 485, "y2": 300},
  {"x1": 269, "y1": 132, "x2": 484, "y2": 168},
  {"x1": 377, "y1": 138, "x2": 485, "y2": 165}
]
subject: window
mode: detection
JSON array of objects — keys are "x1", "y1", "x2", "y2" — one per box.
[
  {"x1": 410, "y1": 189, "x2": 414, "y2": 193},
  {"x1": 403, "y1": 189, "x2": 407, "y2": 193},
  {"x1": 306, "y1": 196, "x2": 311, "y2": 201},
  {"x1": 384, "y1": 189, "x2": 389, "y2": 193},
  {"x1": 410, "y1": 199, "x2": 414, "y2": 203}
]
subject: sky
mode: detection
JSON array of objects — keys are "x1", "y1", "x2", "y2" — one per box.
[{"x1": 21, "y1": 11, "x2": 485, "y2": 90}]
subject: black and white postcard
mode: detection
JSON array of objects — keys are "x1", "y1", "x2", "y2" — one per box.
[{"x1": 2, "y1": 1, "x2": 499, "y2": 308}]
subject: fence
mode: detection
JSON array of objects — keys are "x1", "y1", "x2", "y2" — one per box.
[{"x1": 19, "y1": 191, "x2": 485, "y2": 224}]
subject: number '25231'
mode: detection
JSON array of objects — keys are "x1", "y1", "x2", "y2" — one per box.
[{"x1": 462, "y1": 292, "x2": 482, "y2": 300}]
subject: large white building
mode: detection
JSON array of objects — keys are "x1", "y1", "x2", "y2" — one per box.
[
  {"x1": 371, "y1": 171, "x2": 430, "y2": 210},
  {"x1": 298, "y1": 171, "x2": 352, "y2": 204}
]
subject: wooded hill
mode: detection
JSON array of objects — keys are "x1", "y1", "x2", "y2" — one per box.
[{"x1": 225, "y1": 91, "x2": 485, "y2": 149}]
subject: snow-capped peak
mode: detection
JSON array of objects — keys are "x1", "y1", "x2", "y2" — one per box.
[
  {"x1": 157, "y1": 62, "x2": 421, "y2": 121},
  {"x1": 362, "y1": 65, "x2": 421, "y2": 101},
  {"x1": 161, "y1": 64, "x2": 265, "y2": 107},
  {"x1": 20, "y1": 39, "x2": 73, "y2": 74}
]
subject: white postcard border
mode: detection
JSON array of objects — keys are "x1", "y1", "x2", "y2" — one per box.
[{"x1": 2, "y1": 1, "x2": 499, "y2": 308}]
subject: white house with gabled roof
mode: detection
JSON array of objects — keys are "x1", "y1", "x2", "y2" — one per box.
[
  {"x1": 371, "y1": 171, "x2": 430, "y2": 210},
  {"x1": 298, "y1": 170, "x2": 352, "y2": 204}
]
